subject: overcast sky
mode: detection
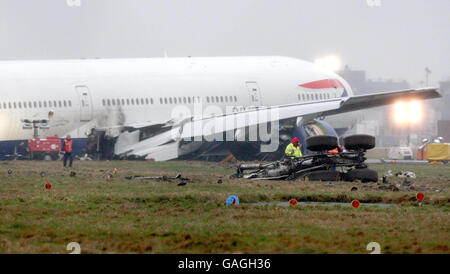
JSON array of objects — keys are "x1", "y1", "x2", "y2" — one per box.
[{"x1": 0, "y1": 0, "x2": 448, "y2": 87}]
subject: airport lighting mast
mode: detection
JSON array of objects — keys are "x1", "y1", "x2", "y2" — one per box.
[{"x1": 21, "y1": 119, "x2": 50, "y2": 139}]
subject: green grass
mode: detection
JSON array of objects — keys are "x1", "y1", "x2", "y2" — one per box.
[{"x1": 0, "y1": 160, "x2": 448, "y2": 254}]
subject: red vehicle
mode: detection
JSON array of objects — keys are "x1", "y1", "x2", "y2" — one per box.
[{"x1": 28, "y1": 136, "x2": 61, "y2": 160}]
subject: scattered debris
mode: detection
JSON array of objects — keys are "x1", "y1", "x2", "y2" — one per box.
[
  {"x1": 385, "y1": 170, "x2": 393, "y2": 177},
  {"x1": 326, "y1": 182, "x2": 334, "y2": 187},
  {"x1": 7, "y1": 169, "x2": 13, "y2": 175},
  {"x1": 395, "y1": 171, "x2": 416, "y2": 178},
  {"x1": 40, "y1": 171, "x2": 46, "y2": 177},
  {"x1": 217, "y1": 179, "x2": 223, "y2": 184},
  {"x1": 177, "y1": 182, "x2": 187, "y2": 186},
  {"x1": 79, "y1": 154, "x2": 92, "y2": 161},
  {"x1": 382, "y1": 176, "x2": 388, "y2": 184},
  {"x1": 401, "y1": 179, "x2": 412, "y2": 187},
  {"x1": 125, "y1": 175, "x2": 168, "y2": 181},
  {"x1": 69, "y1": 171, "x2": 76, "y2": 177},
  {"x1": 226, "y1": 195, "x2": 239, "y2": 206},
  {"x1": 124, "y1": 174, "x2": 191, "y2": 182},
  {"x1": 221, "y1": 154, "x2": 235, "y2": 163},
  {"x1": 351, "y1": 186, "x2": 358, "y2": 192},
  {"x1": 392, "y1": 186, "x2": 400, "y2": 192},
  {"x1": 177, "y1": 175, "x2": 191, "y2": 181},
  {"x1": 232, "y1": 135, "x2": 377, "y2": 181},
  {"x1": 106, "y1": 173, "x2": 113, "y2": 181},
  {"x1": 378, "y1": 184, "x2": 393, "y2": 190}
]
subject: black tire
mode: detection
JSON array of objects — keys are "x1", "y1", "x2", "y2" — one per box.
[
  {"x1": 344, "y1": 168, "x2": 378, "y2": 183},
  {"x1": 306, "y1": 170, "x2": 341, "y2": 181},
  {"x1": 344, "y1": 134, "x2": 375, "y2": 151},
  {"x1": 43, "y1": 154, "x2": 52, "y2": 161},
  {"x1": 306, "y1": 135, "x2": 338, "y2": 152}
]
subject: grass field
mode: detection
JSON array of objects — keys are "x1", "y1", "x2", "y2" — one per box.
[{"x1": 0, "y1": 160, "x2": 448, "y2": 254}]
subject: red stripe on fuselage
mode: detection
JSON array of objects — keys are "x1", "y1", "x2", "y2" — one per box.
[{"x1": 299, "y1": 79, "x2": 344, "y2": 89}]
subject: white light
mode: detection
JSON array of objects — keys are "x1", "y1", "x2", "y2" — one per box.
[
  {"x1": 407, "y1": 100, "x2": 422, "y2": 124},
  {"x1": 393, "y1": 100, "x2": 422, "y2": 124},
  {"x1": 314, "y1": 55, "x2": 341, "y2": 72}
]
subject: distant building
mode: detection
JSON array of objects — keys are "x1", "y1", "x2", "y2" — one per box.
[
  {"x1": 439, "y1": 80, "x2": 450, "y2": 120},
  {"x1": 338, "y1": 65, "x2": 409, "y2": 94},
  {"x1": 337, "y1": 65, "x2": 442, "y2": 147}
]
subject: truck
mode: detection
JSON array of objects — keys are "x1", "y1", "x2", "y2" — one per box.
[{"x1": 28, "y1": 136, "x2": 61, "y2": 160}]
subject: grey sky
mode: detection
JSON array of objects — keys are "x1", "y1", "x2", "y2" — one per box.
[{"x1": 0, "y1": 0, "x2": 448, "y2": 87}]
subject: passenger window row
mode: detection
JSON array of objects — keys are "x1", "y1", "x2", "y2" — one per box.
[
  {"x1": 298, "y1": 92, "x2": 336, "y2": 102},
  {"x1": 103, "y1": 95, "x2": 239, "y2": 106},
  {"x1": 103, "y1": 97, "x2": 154, "y2": 107},
  {"x1": 206, "y1": 95, "x2": 238, "y2": 104},
  {"x1": 0, "y1": 100, "x2": 72, "y2": 110}
]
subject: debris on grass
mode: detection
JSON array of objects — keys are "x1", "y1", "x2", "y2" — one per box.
[
  {"x1": 226, "y1": 195, "x2": 239, "y2": 206},
  {"x1": 395, "y1": 171, "x2": 416, "y2": 178},
  {"x1": 124, "y1": 174, "x2": 192, "y2": 184},
  {"x1": 401, "y1": 179, "x2": 412, "y2": 186}
]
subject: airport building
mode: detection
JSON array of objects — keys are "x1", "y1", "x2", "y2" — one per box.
[
  {"x1": 437, "y1": 80, "x2": 450, "y2": 142},
  {"x1": 338, "y1": 66, "x2": 443, "y2": 147}
]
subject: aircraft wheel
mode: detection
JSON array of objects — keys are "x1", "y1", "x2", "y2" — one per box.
[
  {"x1": 43, "y1": 154, "x2": 52, "y2": 161},
  {"x1": 306, "y1": 135, "x2": 338, "y2": 152},
  {"x1": 344, "y1": 134, "x2": 375, "y2": 151},
  {"x1": 306, "y1": 170, "x2": 341, "y2": 181},
  {"x1": 344, "y1": 168, "x2": 378, "y2": 183}
]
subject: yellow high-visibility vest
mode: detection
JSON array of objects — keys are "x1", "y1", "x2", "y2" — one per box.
[{"x1": 285, "y1": 143, "x2": 302, "y2": 158}]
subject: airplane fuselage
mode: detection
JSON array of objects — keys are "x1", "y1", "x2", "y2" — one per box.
[{"x1": 0, "y1": 56, "x2": 354, "y2": 156}]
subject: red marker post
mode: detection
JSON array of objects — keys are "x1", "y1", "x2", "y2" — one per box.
[
  {"x1": 351, "y1": 200, "x2": 360, "y2": 208},
  {"x1": 289, "y1": 199, "x2": 298, "y2": 206},
  {"x1": 416, "y1": 192, "x2": 425, "y2": 206}
]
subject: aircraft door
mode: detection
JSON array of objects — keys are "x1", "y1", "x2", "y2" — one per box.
[
  {"x1": 246, "y1": 82, "x2": 262, "y2": 106},
  {"x1": 75, "y1": 85, "x2": 93, "y2": 121}
]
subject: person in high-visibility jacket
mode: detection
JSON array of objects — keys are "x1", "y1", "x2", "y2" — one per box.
[
  {"x1": 285, "y1": 137, "x2": 303, "y2": 159},
  {"x1": 62, "y1": 135, "x2": 73, "y2": 168}
]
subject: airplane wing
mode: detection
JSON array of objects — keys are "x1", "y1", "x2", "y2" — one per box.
[
  {"x1": 324, "y1": 87, "x2": 440, "y2": 116},
  {"x1": 114, "y1": 87, "x2": 440, "y2": 161}
]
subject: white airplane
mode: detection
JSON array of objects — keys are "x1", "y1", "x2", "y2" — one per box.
[{"x1": 0, "y1": 56, "x2": 440, "y2": 161}]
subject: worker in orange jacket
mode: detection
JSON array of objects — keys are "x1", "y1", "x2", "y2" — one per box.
[{"x1": 62, "y1": 135, "x2": 74, "y2": 168}]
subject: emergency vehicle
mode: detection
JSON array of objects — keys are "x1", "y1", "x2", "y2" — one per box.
[{"x1": 28, "y1": 136, "x2": 61, "y2": 160}]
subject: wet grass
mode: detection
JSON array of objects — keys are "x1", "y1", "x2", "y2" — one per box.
[{"x1": 0, "y1": 160, "x2": 448, "y2": 254}]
